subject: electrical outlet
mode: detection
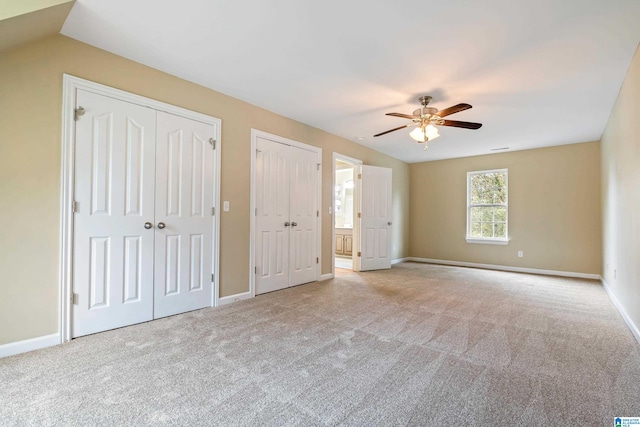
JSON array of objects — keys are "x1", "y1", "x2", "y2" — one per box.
[{"x1": 517, "y1": 250, "x2": 523, "y2": 258}]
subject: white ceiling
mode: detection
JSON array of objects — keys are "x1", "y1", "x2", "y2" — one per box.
[{"x1": 61, "y1": 0, "x2": 640, "y2": 163}]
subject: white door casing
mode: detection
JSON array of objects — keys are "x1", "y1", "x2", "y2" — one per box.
[
  {"x1": 153, "y1": 111, "x2": 215, "y2": 319},
  {"x1": 253, "y1": 132, "x2": 320, "y2": 295},
  {"x1": 72, "y1": 90, "x2": 156, "y2": 337},
  {"x1": 360, "y1": 165, "x2": 392, "y2": 271}
]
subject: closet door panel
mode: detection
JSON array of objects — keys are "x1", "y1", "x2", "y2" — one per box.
[
  {"x1": 255, "y1": 137, "x2": 290, "y2": 294},
  {"x1": 289, "y1": 147, "x2": 317, "y2": 286},
  {"x1": 72, "y1": 90, "x2": 156, "y2": 338},
  {"x1": 154, "y1": 112, "x2": 214, "y2": 318}
]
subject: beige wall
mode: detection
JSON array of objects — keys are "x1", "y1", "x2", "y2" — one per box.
[
  {"x1": 409, "y1": 142, "x2": 602, "y2": 274},
  {"x1": 0, "y1": 0, "x2": 72, "y2": 20},
  {"x1": 0, "y1": 35, "x2": 410, "y2": 345},
  {"x1": 0, "y1": 1, "x2": 74, "y2": 53},
  {"x1": 601, "y1": 45, "x2": 640, "y2": 336}
]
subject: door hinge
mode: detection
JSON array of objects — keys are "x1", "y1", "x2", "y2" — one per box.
[
  {"x1": 71, "y1": 293, "x2": 78, "y2": 305},
  {"x1": 357, "y1": 212, "x2": 361, "y2": 218},
  {"x1": 211, "y1": 273, "x2": 215, "y2": 282},
  {"x1": 357, "y1": 252, "x2": 361, "y2": 257},
  {"x1": 317, "y1": 163, "x2": 320, "y2": 171},
  {"x1": 255, "y1": 208, "x2": 257, "y2": 216},
  {"x1": 316, "y1": 210, "x2": 319, "y2": 217},
  {"x1": 256, "y1": 149, "x2": 261, "y2": 157},
  {"x1": 212, "y1": 207, "x2": 215, "y2": 216},
  {"x1": 255, "y1": 266, "x2": 257, "y2": 274},
  {"x1": 72, "y1": 200, "x2": 78, "y2": 213},
  {"x1": 209, "y1": 138, "x2": 216, "y2": 150},
  {"x1": 74, "y1": 106, "x2": 85, "y2": 121},
  {"x1": 358, "y1": 173, "x2": 362, "y2": 179},
  {"x1": 316, "y1": 257, "x2": 319, "y2": 264}
]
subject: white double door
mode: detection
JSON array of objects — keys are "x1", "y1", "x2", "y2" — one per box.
[
  {"x1": 255, "y1": 136, "x2": 318, "y2": 295},
  {"x1": 72, "y1": 90, "x2": 215, "y2": 337}
]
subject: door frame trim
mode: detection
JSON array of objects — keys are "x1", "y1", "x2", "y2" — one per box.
[
  {"x1": 332, "y1": 153, "x2": 363, "y2": 274},
  {"x1": 249, "y1": 129, "x2": 322, "y2": 297},
  {"x1": 59, "y1": 74, "x2": 222, "y2": 343}
]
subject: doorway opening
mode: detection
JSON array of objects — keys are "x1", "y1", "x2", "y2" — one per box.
[{"x1": 333, "y1": 153, "x2": 362, "y2": 273}]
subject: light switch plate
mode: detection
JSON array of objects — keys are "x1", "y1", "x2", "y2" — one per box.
[{"x1": 223, "y1": 201, "x2": 230, "y2": 212}]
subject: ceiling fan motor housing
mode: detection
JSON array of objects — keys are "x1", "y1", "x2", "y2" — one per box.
[{"x1": 413, "y1": 107, "x2": 439, "y2": 117}]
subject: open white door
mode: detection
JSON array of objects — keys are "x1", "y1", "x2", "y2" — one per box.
[{"x1": 359, "y1": 165, "x2": 392, "y2": 271}]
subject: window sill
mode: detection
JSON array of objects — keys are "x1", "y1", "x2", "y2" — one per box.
[{"x1": 465, "y1": 238, "x2": 509, "y2": 246}]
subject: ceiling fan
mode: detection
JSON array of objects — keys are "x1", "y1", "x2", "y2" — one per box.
[{"x1": 374, "y1": 96, "x2": 482, "y2": 149}]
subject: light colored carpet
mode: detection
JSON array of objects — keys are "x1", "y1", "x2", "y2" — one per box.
[{"x1": 1, "y1": 262, "x2": 639, "y2": 426}]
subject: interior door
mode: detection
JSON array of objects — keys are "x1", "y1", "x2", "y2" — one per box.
[
  {"x1": 360, "y1": 165, "x2": 392, "y2": 271},
  {"x1": 153, "y1": 111, "x2": 215, "y2": 319},
  {"x1": 289, "y1": 146, "x2": 318, "y2": 286},
  {"x1": 255, "y1": 136, "x2": 291, "y2": 294},
  {"x1": 255, "y1": 136, "x2": 319, "y2": 294},
  {"x1": 72, "y1": 90, "x2": 156, "y2": 337}
]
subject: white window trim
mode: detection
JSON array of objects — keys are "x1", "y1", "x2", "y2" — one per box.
[{"x1": 466, "y1": 168, "x2": 509, "y2": 245}]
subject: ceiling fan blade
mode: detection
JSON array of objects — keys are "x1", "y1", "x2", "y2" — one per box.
[
  {"x1": 385, "y1": 112, "x2": 417, "y2": 120},
  {"x1": 437, "y1": 103, "x2": 472, "y2": 118},
  {"x1": 441, "y1": 120, "x2": 483, "y2": 130},
  {"x1": 373, "y1": 123, "x2": 417, "y2": 137}
]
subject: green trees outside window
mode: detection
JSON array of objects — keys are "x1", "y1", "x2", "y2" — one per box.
[{"x1": 467, "y1": 169, "x2": 508, "y2": 240}]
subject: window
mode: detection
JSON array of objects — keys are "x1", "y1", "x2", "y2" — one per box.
[{"x1": 466, "y1": 169, "x2": 508, "y2": 244}]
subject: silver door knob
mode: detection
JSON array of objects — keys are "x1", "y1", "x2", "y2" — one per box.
[
  {"x1": 284, "y1": 222, "x2": 290, "y2": 227},
  {"x1": 144, "y1": 222, "x2": 153, "y2": 229},
  {"x1": 387, "y1": 222, "x2": 392, "y2": 226},
  {"x1": 291, "y1": 222, "x2": 297, "y2": 227},
  {"x1": 157, "y1": 222, "x2": 166, "y2": 229}
]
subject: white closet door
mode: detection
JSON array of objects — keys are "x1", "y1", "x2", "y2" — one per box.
[
  {"x1": 255, "y1": 137, "x2": 290, "y2": 295},
  {"x1": 289, "y1": 147, "x2": 318, "y2": 286},
  {"x1": 360, "y1": 165, "x2": 392, "y2": 271},
  {"x1": 154, "y1": 112, "x2": 215, "y2": 318},
  {"x1": 72, "y1": 90, "x2": 156, "y2": 337}
]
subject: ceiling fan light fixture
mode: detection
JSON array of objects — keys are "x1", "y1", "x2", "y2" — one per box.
[
  {"x1": 409, "y1": 127, "x2": 427, "y2": 142},
  {"x1": 409, "y1": 124, "x2": 440, "y2": 143},
  {"x1": 426, "y1": 124, "x2": 440, "y2": 139}
]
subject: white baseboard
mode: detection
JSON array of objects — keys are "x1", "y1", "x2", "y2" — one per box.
[
  {"x1": 601, "y1": 278, "x2": 640, "y2": 344},
  {"x1": 392, "y1": 257, "x2": 409, "y2": 265},
  {"x1": 319, "y1": 273, "x2": 334, "y2": 281},
  {"x1": 218, "y1": 291, "x2": 253, "y2": 306},
  {"x1": 0, "y1": 333, "x2": 60, "y2": 359},
  {"x1": 407, "y1": 257, "x2": 601, "y2": 280}
]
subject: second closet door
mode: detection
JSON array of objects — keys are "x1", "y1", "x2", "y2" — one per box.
[{"x1": 255, "y1": 136, "x2": 317, "y2": 295}]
